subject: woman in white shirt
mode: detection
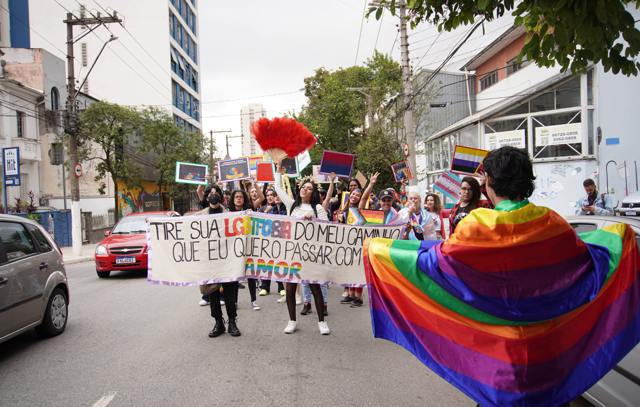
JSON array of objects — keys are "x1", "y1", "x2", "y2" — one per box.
[{"x1": 274, "y1": 170, "x2": 330, "y2": 335}]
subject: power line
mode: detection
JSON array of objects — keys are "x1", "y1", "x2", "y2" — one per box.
[
  {"x1": 0, "y1": 4, "x2": 67, "y2": 58},
  {"x1": 354, "y1": 0, "x2": 368, "y2": 64},
  {"x1": 51, "y1": 0, "x2": 169, "y2": 99},
  {"x1": 373, "y1": 13, "x2": 384, "y2": 51},
  {"x1": 389, "y1": 30, "x2": 399, "y2": 54},
  {"x1": 414, "y1": 31, "x2": 441, "y2": 68},
  {"x1": 202, "y1": 89, "x2": 303, "y2": 105}
]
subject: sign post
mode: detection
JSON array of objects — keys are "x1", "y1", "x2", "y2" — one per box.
[{"x1": 2, "y1": 147, "x2": 20, "y2": 212}]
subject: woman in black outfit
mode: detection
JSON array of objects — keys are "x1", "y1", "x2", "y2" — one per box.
[
  {"x1": 197, "y1": 186, "x2": 241, "y2": 338},
  {"x1": 227, "y1": 189, "x2": 261, "y2": 311}
]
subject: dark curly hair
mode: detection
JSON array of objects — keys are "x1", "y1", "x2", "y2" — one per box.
[
  {"x1": 461, "y1": 176, "x2": 482, "y2": 208},
  {"x1": 483, "y1": 146, "x2": 536, "y2": 201},
  {"x1": 229, "y1": 189, "x2": 252, "y2": 212}
]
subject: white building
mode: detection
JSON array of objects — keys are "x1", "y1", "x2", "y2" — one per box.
[
  {"x1": 240, "y1": 103, "x2": 266, "y2": 156},
  {"x1": 0, "y1": 76, "x2": 42, "y2": 210},
  {"x1": 424, "y1": 13, "x2": 640, "y2": 215},
  {"x1": 28, "y1": 0, "x2": 201, "y2": 132}
]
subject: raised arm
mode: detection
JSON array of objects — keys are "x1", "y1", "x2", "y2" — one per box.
[
  {"x1": 359, "y1": 172, "x2": 379, "y2": 210},
  {"x1": 273, "y1": 164, "x2": 294, "y2": 212},
  {"x1": 322, "y1": 172, "x2": 336, "y2": 212}
]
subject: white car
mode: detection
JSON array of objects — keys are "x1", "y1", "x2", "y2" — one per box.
[
  {"x1": 565, "y1": 216, "x2": 640, "y2": 407},
  {"x1": 617, "y1": 191, "x2": 640, "y2": 217}
]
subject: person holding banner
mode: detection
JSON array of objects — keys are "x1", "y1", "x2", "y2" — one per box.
[
  {"x1": 424, "y1": 193, "x2": 445, "y2": 239},
  {"x1": 195, "y1": 187, "x2": 242, "y2": 338},
  {"x1": 359, "y1": 173, "x2": 403, "y2": 226},
  {"x1": 274, "y1": 168, "x2": 330, "y2": 335},
  {"x1": 258, "y1": 188, "x2": 287, "y2": 298},
  {"x1": 228, "y1": 189, "x2": 261, "y2": 312}
]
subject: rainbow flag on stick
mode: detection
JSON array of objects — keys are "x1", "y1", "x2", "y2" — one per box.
[
  {"x1": 451, "y1": 145, "x2": 489, "y2": 175},
  {"x1": 365, "y1": 202, "x2": 640, "y2": 407},
  {"x1": 361, "y1": 209, "x2": 385, "y2": 225}
]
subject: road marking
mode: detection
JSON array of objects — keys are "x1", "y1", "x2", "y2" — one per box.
[{"x1": 92, "y1": 392, "x2": 117, "y2": 407}]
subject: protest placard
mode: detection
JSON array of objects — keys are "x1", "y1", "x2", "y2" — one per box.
[
  {"x1": 319, "y1": 150, "x2": 355, "y2": 178},
  {"x1": 280, "y1": 156, "x2": 298, "y2": 176},
  {"x1": 297, "y1": 150, "x2": 311, "y2": 172},
  {"x1": 451, "y1": 145, "x2": 489, "y2": 175},
  {"x1": 217, "y1": 158, "x2": 250, "y2": 182},
  {"x1": 175, "y1": 162, "x2": 208, "y2": 185},
  {"x1": 391, "y1": 160, "x2": 413, "y2": 183},
  {"x1": 433, "y1": 172, "x2": 462, "y2": 201},
  {"x1": 247, "y1": 154, "x2": 263, "y2": 173},
  {"x1": 147, "y1": 212, "x2": 404, "y2": 286},
  {"x1": 256, "y1": 162, "x2": 275, "y2": 182}
]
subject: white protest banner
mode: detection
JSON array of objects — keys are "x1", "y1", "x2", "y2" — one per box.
[
  {"x1": 147, "y1": 211, "x2": 404, "y2": 286},
  {"x1": 535, "y1": 123, "x2": 581, "y2": 147},
  {"x1": 485, "y1": 129, "x2": 526, "y2": 150}
]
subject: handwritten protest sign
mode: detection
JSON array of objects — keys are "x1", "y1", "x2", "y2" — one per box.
[{"x1": 147, "y1": 212, "x2": 404, "y2": 286}]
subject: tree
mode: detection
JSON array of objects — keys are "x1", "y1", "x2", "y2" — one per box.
[
  {"x1": 139, "y1": 107, "x2": 207, "y2": 209},
  {"x1": 78, "y1": 101, "x2": 142, "y2": 221},
  {"x1": 296, "y1": 51, "x2": 404, "y2": 179},
  {"x1": 370, "y1": 1, "x2": 640, "y2": 76},
  {"x1": 356, "y1": 125, "x2": 403, "y2": 192}
]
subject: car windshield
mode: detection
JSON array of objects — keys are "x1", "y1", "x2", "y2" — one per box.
[{"x1": 111, "y1": 217, "x2": 149, "y2": 234}]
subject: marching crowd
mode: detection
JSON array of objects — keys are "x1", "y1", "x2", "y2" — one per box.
[{"x1": 192, "y1": 163, "x2": 498, "y2": 339}]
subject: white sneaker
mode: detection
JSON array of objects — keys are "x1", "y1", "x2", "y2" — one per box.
[
  {"x1": 284, "y1": 320, "x2": 297, "y2": 334},
  {"x1": 277, "y1": 296, "x2": 286, "y2": 303},
  {"x1": 220, "y1": 300, "x2": 225, "y2": 306},
  {"x1": 279, "y1": 289, "x2": 286, "y2": 296},
  {"x1": 295, "y1": 295, "x2": 302, "y2": 305},
  {"x1": 198, "y1": 299, "x2": 209, "y2": 306},
  {"x1": 318, "y1": 321, "x2": 331, "y2": 335},
  {"x1": 252, "y1": 301, "x2": 261, "y2": 311}
]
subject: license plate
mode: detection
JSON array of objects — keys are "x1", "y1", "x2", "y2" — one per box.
[
  {"x1": 625, "y1": 211, "x2": 637, "y2": 216},
  {"x1": 115, "y1": 256, "x2": 136, "y2": 264}
]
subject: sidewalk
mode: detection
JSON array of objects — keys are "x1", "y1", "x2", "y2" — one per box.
[{"x1": 61, "y1": 243, "x2": 97, "y2": 265}]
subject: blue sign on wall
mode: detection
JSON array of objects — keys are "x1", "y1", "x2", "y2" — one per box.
[
  {"x1": 605, "y1": 137, "x2": 620, "y2": 145},
  {"x1": 3, "y1": 147, "x2": 21, "y2": 186}
]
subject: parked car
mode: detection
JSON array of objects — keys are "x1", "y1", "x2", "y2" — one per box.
[
  {"x1": 616, "y1": 191, "x2": 640, "y2": 217},
  {"x1": 0, "y1": 214, "x2": 69, "y2": 344},
  {"x1": 94, "y1": 211, "x2": 179, "y2": 278},
  {"x1": 565, "y1": 216, "x2": 640, "y2": 407}
]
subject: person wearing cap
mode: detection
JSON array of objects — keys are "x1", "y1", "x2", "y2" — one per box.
[{"x1": 360, "y1": 173, "x2": 404, "y2": 225}]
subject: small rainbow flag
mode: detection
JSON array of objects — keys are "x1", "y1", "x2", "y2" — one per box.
[
  {"x1": 365, "y1": 201, "x2": 640, "y2": 407},
  {"x1": 361, "y1": 209, "x2": 384, "y2": 224},
  {"x1": 451, "y1": 145, "x2": 489, "y2": 175}
]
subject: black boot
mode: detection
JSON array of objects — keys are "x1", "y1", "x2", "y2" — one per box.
[
  {"x1": 227, "y1": 319, "x2": 241, "y2": 337},
  {"x1": 208, "y1": 318, "x2": 225, "y2": 338},
  {"x1": 301, "y1": 303, "x2": 312, "y2": 315}
]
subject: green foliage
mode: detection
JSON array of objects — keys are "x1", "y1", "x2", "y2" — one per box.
[
  {"x1": 370, "y1": 0, "x2": 640, "y2": 76},
  {"x1": 297, "y1": 52, "x2": 405, "y2": 183},
  {"x1": 139, "y1": 107, "x2": 208, "y2": 203},
  {"x1": 78, "y1": 101, "x2": 142, "y2": 194},
  {"x1": 355, "y1": 125, "x2": 403, "y2": 192}
]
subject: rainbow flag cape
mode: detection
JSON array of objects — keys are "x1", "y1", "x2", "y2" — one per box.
[
  {"x1": 361, "y1": 209, "x2": 385, "y2": 225},
  {"x1": 364, "y1": 201, "x2": 640, "y2": 407}
]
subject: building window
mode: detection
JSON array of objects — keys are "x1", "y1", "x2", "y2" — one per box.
[
  {"x1": 50, "y1": 87, "x2": 60, "y2": 110},
  {"x1": 479, "y1": 71, "x2": 498, "y2": 91},
  {"x1": 16, "y1": 111, "x2": 25, "y2": 138},
  {"x1": 506, "y1": 57, "x2": 524, "y2": 76}
]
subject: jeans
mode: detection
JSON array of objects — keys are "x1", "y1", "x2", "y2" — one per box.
[
  {"x1": 302, "y1": 282, "x2": 328, "y2": 305},
  {"x1": 209, "y1": 282, "x2": 239, "y2": 321}
]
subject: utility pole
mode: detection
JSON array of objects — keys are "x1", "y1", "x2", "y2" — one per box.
[
  {"x1": 346, "y1": 87, "x2": 375, "y2": 133},
  {"x1": 64, "y1": 11, "x2": 122, "y2": 256},
  {"x1": 398, "y1": 0, "x2": 417, "y2": 185}
]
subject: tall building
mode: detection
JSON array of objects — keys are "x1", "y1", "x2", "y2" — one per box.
[
  {"x1": 0, "y1": 0, "x2": 31, "y2": 48},
  {"x1": 27, "y1": 0, "x2": 201, "y2": 132},
  {"x1": 240, "y1": 103, "x2": 266, "y2": 156}
]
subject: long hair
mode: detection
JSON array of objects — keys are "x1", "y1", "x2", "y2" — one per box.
[
  {"x1": 348, "y1": 178, "x2": 363, "y2": 190},
  {"x1": 461, "y1": 176, "x2": 481, "y2": 210},
  {"x1": 424, "y1": 192, "x2": 442, "y2": 214},
  {"x1": 290, "y1": 180, "x2": 321, "y2": 218},
  {"x1": 229, "y1": 189, "x2": 252, "y2": 212}
]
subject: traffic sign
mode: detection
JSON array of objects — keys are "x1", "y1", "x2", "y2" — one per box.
[
  {"x1": 403, "y1": 143, "x2": 410, "y2": 157},
  {"x1": 74, "y1": 163, "x2": 83, "y2": 177},
  {"x1": 3, "y1": 147, "x2": 21, "y2": 186}
]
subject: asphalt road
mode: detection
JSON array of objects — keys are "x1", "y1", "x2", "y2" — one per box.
[{"x1": 0, "y1": 261, "x2": 473, "y2": 407}]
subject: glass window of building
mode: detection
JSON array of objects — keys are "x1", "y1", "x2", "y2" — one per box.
[
  {"x1": 480, "y1": 71, "x2": 498, "y2": 91},
  {"x1": 555, "y1": 77, "x2": 580, "y2": 109}
]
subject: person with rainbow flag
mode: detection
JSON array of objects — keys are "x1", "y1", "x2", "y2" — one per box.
[{"x1": 364, "y1": 146, "x2": 640, "y2": 407}]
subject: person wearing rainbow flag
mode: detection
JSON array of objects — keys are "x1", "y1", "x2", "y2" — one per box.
[{"x1": 365, "y1": 146, "x2": 640, "y2": 407}]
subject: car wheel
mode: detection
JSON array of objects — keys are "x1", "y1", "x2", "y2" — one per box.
[
  {"x1": 36, "y1": 287, "x2": 68, "y2": 338},
  {"x1": 97, "y1": 270, "x2": 110, "y2": 278}
]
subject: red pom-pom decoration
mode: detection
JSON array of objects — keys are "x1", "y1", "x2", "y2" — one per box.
[{"x1": 250, "y1": 117, "x2": 317, "y2": 163}]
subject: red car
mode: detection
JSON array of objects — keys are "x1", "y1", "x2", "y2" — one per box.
[{"x1": 95, "y1": 211, "x2": 179, "y2": 278}]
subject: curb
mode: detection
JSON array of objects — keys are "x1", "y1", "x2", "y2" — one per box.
[{"x1": 64, "y1": 256, "x2": 94, "y2": 265}]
